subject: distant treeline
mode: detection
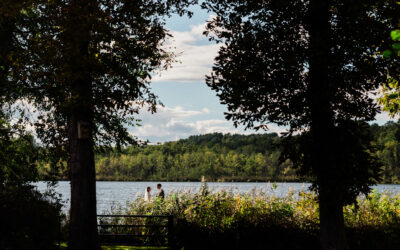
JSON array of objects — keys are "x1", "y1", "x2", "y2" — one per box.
[
  {"x1": 40, "y1": 121, "x2": 400, "y2": 183},
  {"x1": 95, "y1": 132, "x2": 295, "y2": 182}
]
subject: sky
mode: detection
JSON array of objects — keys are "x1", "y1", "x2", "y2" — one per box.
[{"x1": 129, "y1": 4, "x2": 396, "y2": 144}]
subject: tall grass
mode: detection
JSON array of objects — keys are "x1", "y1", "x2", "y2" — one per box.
[{"x1": 102, "y1": 184, "x2": 400, "y2": 249}]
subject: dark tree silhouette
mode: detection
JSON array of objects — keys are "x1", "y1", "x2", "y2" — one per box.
[
  {"x1": 0, "y1": 1, "x2": 29, "y2": 108},
  {"x1": 0, "y1": 1, "x2": 39, "y2": 187},
  {"x1": 5, "y1": 0, "x2": 196, "y2": 248},
  {"x1": 202, "y1": 0, "x2": 399, "y2": 249}
]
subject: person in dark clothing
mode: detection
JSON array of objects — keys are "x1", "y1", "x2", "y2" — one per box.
[{"x1": 156, "y1": 183, "x2": 164, "y2": 200}]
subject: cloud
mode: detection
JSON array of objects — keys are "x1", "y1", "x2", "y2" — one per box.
[
  {"x1": 374, "y1": 110, "x2": 396, "y2": 125},
  {"x1": 152, "y1": 17, "x2": 221, "y2": 83},
  {"x1": 131, "y1": 105, "x2": 223, "y2": 142},
  {"x1": 368, "y1": 90, "x2": 397, "y2": 125},
  {"x1": 130, "y1": 105, "x2": 288, "y2": 143}
]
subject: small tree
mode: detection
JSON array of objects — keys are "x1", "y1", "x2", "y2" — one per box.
[{"x1": 202, "y1": 0, "x2": 399, "y2": 249}]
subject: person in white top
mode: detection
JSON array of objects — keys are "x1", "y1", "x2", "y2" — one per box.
[{"x1": 144, "y1": 186, "x2": 152, "y2": 201}]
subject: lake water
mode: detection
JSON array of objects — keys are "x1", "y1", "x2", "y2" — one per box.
[{"x1": 33, "y1": 181, "x2": 400, "y2": 213}]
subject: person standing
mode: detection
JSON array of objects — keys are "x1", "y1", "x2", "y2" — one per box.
[
  {"x1": 144, "y1": 186, "x2": 152, "y2": 201},
  {"x1": 156, "y1": 183, "x2": 164, "y2": 200}
]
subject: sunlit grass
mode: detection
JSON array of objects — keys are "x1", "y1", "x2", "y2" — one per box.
[
  {"x1": 60, "y1": 187, "x2": 400, "y2": 249},
  {"x1": 104, "y1": 185, "x2": 400, "y2": 232},
  {"x1": 101, "y1": 247, "x2": 168, "y2": 250},
  {"x1": 58, "y1": 242, "x2": 168, "y2": 250}
]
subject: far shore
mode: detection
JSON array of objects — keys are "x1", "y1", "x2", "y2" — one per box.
[{"x1": 37, "y1": 178, "x2": 400, "y2": 185}]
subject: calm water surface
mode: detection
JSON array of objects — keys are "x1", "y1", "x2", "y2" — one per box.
[{"x1": 34, "y1": 181, "x2": 400, "y2": 213}]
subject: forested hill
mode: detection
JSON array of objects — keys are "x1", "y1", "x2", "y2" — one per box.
[
  {"x1": 41, "y1": 122, "x2": 400, "y2": 183},
  {"x1": 94, "y1": 132, "x2": 290, "y2": 182},
  {"x1": 94, "y1": 121, "x2": 400, "y2": 183},
  {"x1": 160, "y1": 133, "x2": 280, "y2": 154}
]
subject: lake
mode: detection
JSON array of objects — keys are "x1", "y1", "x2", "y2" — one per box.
[{"x1": 33, "y1": 181, "x2": 400, "y2": 213}]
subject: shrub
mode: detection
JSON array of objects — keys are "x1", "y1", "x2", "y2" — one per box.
[
  {"x1": 103, "y1": 186, "x2": 400, "y2": 249},
  {"x1": 0, "y1": 185, "x2": 63, "y2": 250}
]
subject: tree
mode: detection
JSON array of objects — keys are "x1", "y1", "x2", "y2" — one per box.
[
  {"x1": 378, "y1": 2, "x2": 400, "y2": 117},
  {"x1": 0, "y1": 0, "x2": 25, "y2": 101},
  {"x1": 0, "y1": 0, "x2": 38, "y2": 188},
  {"x1": 0, "y1": 6, "x2": 62, "y2": 248},
  {"x1": 9, "y1": 0, "x2": 196, "y2": 248},
  {"x1": 0, "y1": 119, "x2": 39, "y2": 187},
  {"x1": 371, "y1": 121, "x2": 400, "y2": 183},
  {"x1": 202, "y1": 0, "x2": 399, "y2": 249}
]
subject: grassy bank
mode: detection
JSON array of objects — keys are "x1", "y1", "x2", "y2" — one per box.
[
  {"x1": 102, "y1": 185, "x2": 400, "y2": 249},
  {"x1": 59, "y1": 243, "x2": 167, "y2": 249}
]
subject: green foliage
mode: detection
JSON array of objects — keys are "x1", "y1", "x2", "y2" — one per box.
[
  {"x1": 0, "y1": 107, "x2": 63, "y2": 250},
  {"x1": 36, "y1": 122, "x2": 400, "y2": 183},
  {"x1": 92, "y1": 133, "x2": 296, "y2": 182},
  {"x1": 383, "y1": 31, "x2": 400, "y2": 58},
  {"x1": 105, "y1": 188, "x2": 400, "y2": 249},
  {"x1": 391, "y1": 29, "x2": 400, "y2": 41},
  {"x1": 0, "y1": 0, "x2": 30, "y2": 99},
  {"x1": 378, "y1": 2, "x2": 400, "y2": 117},
  {"x1": 1, "y1": 2, "x2": 196, "y2": 246},
  {"x1": 0, "y1": 185, "x2": 63, "y2": 250},
  {"x1": 202, "y1": 0, "x2": 398, "y2": 129},
  {"x1": 0, "y1": 120, "x2": 39, "y2": 186},
  {"x1": 0, "y1": 1, "x2": 40, "y2": 186},
  {"x1": 37, "y1": 122, "x2": 400, "y2": 183},
  {"x1": 0, "y1": 99, "x2": 42, "y2": 187},
  {"x1": 200, "y1": 4, "x2": 400, "y2": 232},
  {"x1": 2, "y1": 0, "x2": 197, "y2": 166},
  {"x1": 283, "y1": 121, "x2": 382, "y2": 205},
  {"x1": 371, "y1": 121, "x2": 400, "y2": 183}
]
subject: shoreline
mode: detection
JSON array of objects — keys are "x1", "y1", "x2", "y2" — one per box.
[{"x1": 36, "y1": 179, "x2": 400, "y2": 185}]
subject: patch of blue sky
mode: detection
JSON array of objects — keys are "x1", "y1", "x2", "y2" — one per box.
[
  {"x1": 165, "y1": 4, "x2": 210, "y2": 32},
  {"x1": 150, "y1": 82, "x2": 222, "y2": 111}
]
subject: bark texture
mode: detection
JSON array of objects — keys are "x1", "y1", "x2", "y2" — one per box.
[
  {"x1": 66, "y1": 1, "x2": 98, "y2": 249},
  {"x1": 69, "y1": 115, "x2": 98, "y2": 250},
  {"x1": 308, "y1": 0, "x2": 347, "y2": 249}
]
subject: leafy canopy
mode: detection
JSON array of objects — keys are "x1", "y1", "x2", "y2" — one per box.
[
  {"x1": 202, "y1": 0, "x2": 399, "y2": 202},
  {"x1": 378, "y1": 2, "x2": 400, "y2": 117},
  {"x1": 202, "y1": 0, "x2": 398, "y2": 131},
  {"x1": 7, "y1": 0, "x2": 196, "y2": 160},
  {"x1": 0, "y1": 0, "x2": 41, "y2": 187}
]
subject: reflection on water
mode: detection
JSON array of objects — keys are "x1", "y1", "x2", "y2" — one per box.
[{"x1": 33, "y1": 181, "x2": 400, "y2": 213}]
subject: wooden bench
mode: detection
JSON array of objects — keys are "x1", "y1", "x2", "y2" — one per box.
[{"x1": 97, "y1": 214, "x2": 174, "y2": 247}]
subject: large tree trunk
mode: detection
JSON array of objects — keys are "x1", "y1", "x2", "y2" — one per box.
[
  {"x1": 69, "y1": 112, "x2": 98, "y2": 250},
  {"x1": 319, "y1": 185, "x2": 347, "y2": 250},
  {"x1": 308, "y1": 0, "x2": 347, "y2": 249},
  {"x1": 66, "y1": 1, "x2": 98, "y2": 249}
]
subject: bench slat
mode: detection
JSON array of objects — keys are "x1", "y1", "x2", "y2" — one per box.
[
  {"x1": 97, "y1": 214, "x2": 171, "y2": 218},
  {"x1": 98, "y1": 224, "x2": 167, "y2": 227},
  {"x1": 99, "y1": 234, "x2": 168, "y2": 237}
]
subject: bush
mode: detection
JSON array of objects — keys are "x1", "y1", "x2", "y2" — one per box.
[
  {"x1": 103, "y1": 186, "x2": 400, "y2": 249},
  {"x1": 0, "y1": 185, "x2": 63, "y2": 250}
]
